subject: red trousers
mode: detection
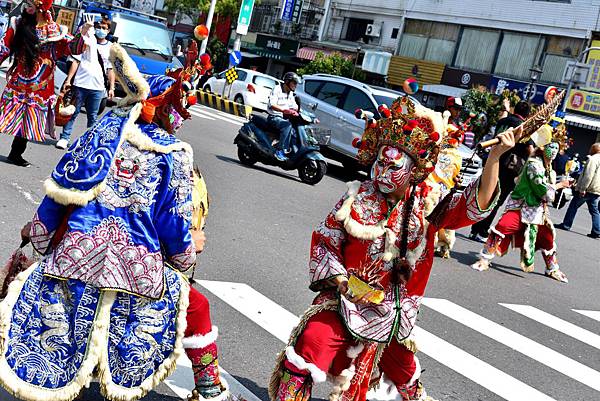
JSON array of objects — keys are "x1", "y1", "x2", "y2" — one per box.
[
  {"x1": 293, "y1": 311, "x2": 416, "y2": 385},
  {"x1": 494, "y1": 210, "x2": 554, "y2": 254},
  {"x1": 185, "y1": 286, "x2": 213, "y2": 338}
]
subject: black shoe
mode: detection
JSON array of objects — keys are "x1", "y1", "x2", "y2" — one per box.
[
  {"x1": 554, "y1": 223, "x2": 569, "y2": 231},
  {"x1": 587, "y1": 233, "x2": 600, "y2": 239},
  {"x1": 6, "y1": 155, "x2": 31, "y2": 167}
]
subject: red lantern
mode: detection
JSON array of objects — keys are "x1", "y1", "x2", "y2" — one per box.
[{"x1": 194, "y1": 25, "x2": 209, "y2": 41}]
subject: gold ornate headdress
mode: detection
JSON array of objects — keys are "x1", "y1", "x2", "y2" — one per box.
[{"x1": 354, "y1": 96, "x2": 447, "y2": 183}]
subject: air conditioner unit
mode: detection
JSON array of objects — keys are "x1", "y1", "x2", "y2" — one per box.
[{"x1": 365, "y1": 23, "x2": 381, "y2": 38}]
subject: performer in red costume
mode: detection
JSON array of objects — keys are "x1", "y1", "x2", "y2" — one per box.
[
  {"x1": 269, "y1": 96, "x2": 516, "y2": 401},
  {"x1": 0, "y1": 0, "x2": 89, "y2": 166}
]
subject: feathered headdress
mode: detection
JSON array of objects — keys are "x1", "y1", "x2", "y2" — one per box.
[{"x1": 354, "y1": 96, "x2": 447, "y2": 183}]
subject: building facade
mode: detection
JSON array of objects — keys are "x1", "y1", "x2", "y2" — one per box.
[{"x1": 314, "y1": 0, "x2": 600, "y2": 153}]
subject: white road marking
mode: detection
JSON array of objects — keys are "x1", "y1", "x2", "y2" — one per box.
[
  {"x1": 412, "y1": 327, "x2": 556, "y2": 401},
  {"x1": 198, "y1": 280, "x2": 557, "y2": 401},
  {"x1": 190, "y1": 108, "x2": 244, "y2": 126},
  {"x1": 188, "y1": 109, "x2": 216, "y2": 121},
  {"x1": 11, "y1": 183, "x2": 39, "y2": 205},
  {"x1": 501, "y1": 303, "x2": 600, "y2": 350},
  {"x1": 198, "y1": 280, "x2": 299, "y2": 342},
  {"x1": 422, "y1": 298, "x2": 600, "y2": 392},
  {"x1": 195, "y1": 105, "x2": 248, "y2": 123},
  {"x1": 165, "y1": 355, "x2": 262, "y2": 401},
  {"x1": 573, "y1": 309, "x2": 600, "y2": 323}
]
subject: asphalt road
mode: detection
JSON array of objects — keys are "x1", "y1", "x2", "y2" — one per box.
[{"x1": 0, "y1": 100, "x2": 598, "y2": 401}]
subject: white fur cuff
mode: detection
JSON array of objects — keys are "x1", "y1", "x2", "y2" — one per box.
[
  {"x1": 285, "y1": 346, "x2": 327, "y2": 383},
  {"x1": 182, "y1": 326, "x2": 219, "y2": 349}
]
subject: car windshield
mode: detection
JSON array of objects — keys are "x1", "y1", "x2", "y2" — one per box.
[
  {"x1": 253, "y1": 75, "x2": 278, "y2": 89},
  {"x1": 113, "y1": 15, "x2": 173, "y2": 55}
]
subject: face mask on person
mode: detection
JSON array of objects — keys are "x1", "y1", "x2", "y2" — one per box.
[
  {"x1": 371, "y1": 145, "x2": 415, "y2": 194},
  {"x1": 544, "y1": 142, "x2": 559, "y2": 161},
  {"x1": 95, "y1": 29, "x2": 108, "y2": 39}
]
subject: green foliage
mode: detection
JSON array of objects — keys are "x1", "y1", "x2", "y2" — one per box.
[
  {"x1": 297, "y1": 52, "x2": 365, "y2": 81},
  {"x1": 164, "y1": 0, "x2": 207, "y2": 20},
  {"x1": 461, "y1": 86, "x2": 522, "y2": 140},
  {"x1": 208, "y1": 37, "x2": 228, "y2": 70}
]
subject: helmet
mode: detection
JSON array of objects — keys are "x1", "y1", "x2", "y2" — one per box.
[{"x1": 283, "y1": 72, "x2": 301, "y2": 84}]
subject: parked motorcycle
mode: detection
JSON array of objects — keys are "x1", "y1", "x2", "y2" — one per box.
[{"x1": 234, "y1": 110, "x2": 330, "y2": 185}]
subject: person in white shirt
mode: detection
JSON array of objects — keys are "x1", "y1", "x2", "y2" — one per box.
[
  {"x1": 56, "y1": 16, "x2": 115, "y2": 149},
  {"x1": 267, "y1": 72, "x2": 301, "y2": 161}
]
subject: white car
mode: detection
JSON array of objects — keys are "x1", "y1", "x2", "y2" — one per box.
[{"x1": 203, "y1": 68, "x2": 280, "y2": 112}]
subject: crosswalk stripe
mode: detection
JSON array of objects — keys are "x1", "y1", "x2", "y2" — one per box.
[
  {"x1": 164, "y1": 355, "x2": 262, "y2": 401},
  {"x1": 422, "y1": 298, "x2": 600, "y2": 392},
  {"x1": 195, "y1": 105, "x2": 248, "y2": 123},
  {"x1": 573, "y1": 309, "x2": 600, "y2": 323},
  {"x1": 412, "y1": 327, "x2": 556, "y2": 401},
  {"x1": 190, "y1": 108, "x2": 244, "y2": 126},
  {"x1": 198, "y1": 280, "x2": 556, "y2": 401},
  {"x1": 188, "y1": 109, "x2": 216, "y2": 121},
  {"x1": 501, "y1": 303, "x2": 600, "y2": 350}
]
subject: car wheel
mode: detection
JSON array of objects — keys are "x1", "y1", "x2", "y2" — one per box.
[
  {"x1": 237, "y1": 146, "x2": 257, "y2": 166},
  {"x1": 298, "y1": 160, "x2": 327, "y2": 185},
  {"x1": 204, "y1": 85, "x2": 211, "y2": 93},
  {"x1": 234, "y1": 95, "x2": 244, "y2": 106}
]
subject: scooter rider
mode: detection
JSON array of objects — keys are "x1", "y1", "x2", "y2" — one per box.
[{"x1": 268, "y1": 71, "x2": 301, "y2": 161}]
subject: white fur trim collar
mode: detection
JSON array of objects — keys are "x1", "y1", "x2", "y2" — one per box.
[
  {"x1": 285, "y1": 346, "x2": 327, "y2": 383},
  {"x1": 182, "y1": 326, "x2": 219, "y2": 349}
]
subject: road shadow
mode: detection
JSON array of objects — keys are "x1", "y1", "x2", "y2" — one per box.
[
  {"x1": 76, "y1": 382, "x2": 181, "y2": 401},
  {"x1": 450, "y1": 249, "x2": 527, "y2": 278},
  {"x1": 325, "y1": 162, "x2": 367, "y2": 183},
  {"x1": 215, "y1": 155, "x2": 301, "y2": 183}
]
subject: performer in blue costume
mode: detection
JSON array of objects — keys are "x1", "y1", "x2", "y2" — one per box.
[{"x1": 0, "y1": 43, "x2": 229, "y2": 401}]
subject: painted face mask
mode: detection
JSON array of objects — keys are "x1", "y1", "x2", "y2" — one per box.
[
  {"x1": 545, "y1": 142, "x2": 559, "y2": 161},
  {"x1": 372, "y1": 145, "x2": 414, "y2": 194}
]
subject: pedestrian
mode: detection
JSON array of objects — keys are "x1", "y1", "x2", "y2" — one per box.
[
  {"x1": 471, "y1": 126, "x2": 571, "y2": 283},
  {"x1": 0, "y1": 0, "x2": 89, "y2": 167},
  {"x1": 0, "y1": 43, "x2": 230, "y2": 401},
  {"x1": 269, "y1": 95, "x2": 517, "y2": 401},
  {"x1": 469, "y1": 101, "x2": 534, "y2": 242},
  {"x1": 555, "y1": 143, "x2": 600, "y2": 238},
  {"x1": 56, "y1": 15, "x2": 115, "y2": 150}
]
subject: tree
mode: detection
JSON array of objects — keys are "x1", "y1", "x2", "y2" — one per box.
[
  {"x1": 461, "y1": 86, "x2": 521, "y2": 140},
  {"x1": 164, "y1": 0, "x2": 207, "y2": 22},
  {"x1": 298, "y1": 52, "x2": 365, "y2": 81}
]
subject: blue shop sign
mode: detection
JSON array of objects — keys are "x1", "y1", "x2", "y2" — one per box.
[
  {"x1": 490, "y1": 76, "x2": 557, "y2": 105},
  {"x1": 280, "y1": 0, "x2": 295, "y2": 21}
]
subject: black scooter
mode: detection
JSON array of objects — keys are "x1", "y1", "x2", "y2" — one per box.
[{"x1": 234, "y1": 110, "x2": 330, "y2": 185}]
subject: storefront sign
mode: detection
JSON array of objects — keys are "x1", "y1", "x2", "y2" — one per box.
[
  {"x1": 280, "y1": 0, "x2": 295, "y2": 22},
  {"x1": 490, "y1": 76, "x2": 559, "y2": 105},
  {"x1": 388, "y1": 56, "x2": 444, "y2": 87},
  {"x1": 56, "y1": 9, "x2": 76, "y2": 33},
  {"x1": 441, "y1": 67, "x2": 491, "y2": 89},
  {"x1": 567, "y1": 89, "x2": 600, "y2": 117},
  {"x1": 255, "y1": 34, "x2": 298, "y2": 57}
]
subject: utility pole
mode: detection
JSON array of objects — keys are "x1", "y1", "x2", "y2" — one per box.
[
  {"x1": 317, "y1": 0, "x2": 331, "y2": 42},
  {"x1": 200, "y1": 0, "x2": 217, "y2": 54}
]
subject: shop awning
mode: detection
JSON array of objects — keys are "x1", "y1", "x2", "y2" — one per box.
[
  {"x1": 240, "y1": 51, "x2": 263, "y2": 59},
  {"x1": 421, "y1": 84, "x2": 467, "y2": 98},
  {"x1": 564, "y1": 112, "x2": 600, "y2": 131},
  {"x1": 296, "y1": 46, "x2": 353, "y2": 61}
]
